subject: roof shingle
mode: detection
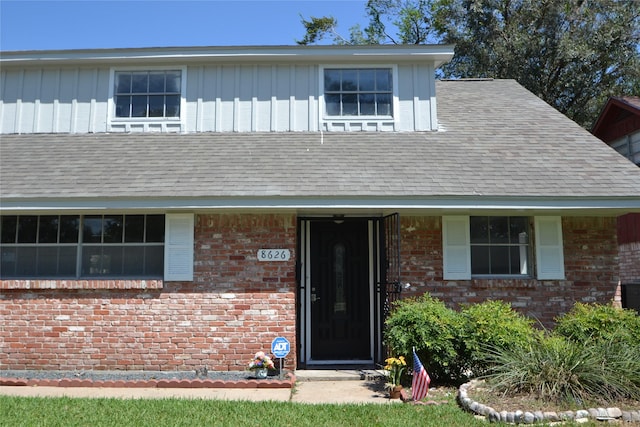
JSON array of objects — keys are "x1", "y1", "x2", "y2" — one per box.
[{"x1": 2, "y1": 79, "x2": 639, "y2": 203}]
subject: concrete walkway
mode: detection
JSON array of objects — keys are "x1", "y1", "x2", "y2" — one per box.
[{"x1": 0, "y1": 370, "x2": 399, "y2": 404}]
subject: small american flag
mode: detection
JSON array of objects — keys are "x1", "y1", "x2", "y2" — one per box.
[{"x1": 411, "y1": 348, "x2": 431, "y2": 401}]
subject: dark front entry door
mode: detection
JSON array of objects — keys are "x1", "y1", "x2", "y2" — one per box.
[{"x1": 310, "y1": 220, "x2": 371, "y2": 360}]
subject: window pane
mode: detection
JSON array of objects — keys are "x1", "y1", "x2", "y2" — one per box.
[
  {"x1": 148, "y1": 95, "x2": 164, "y2": 117},
  {"x1": 359, "y1": 69, "x2": 375, "y2": 91},
  {"x1": 489, "y1": 246, "x2": 510, "y2": 274},
  {"x1": 342, "y1": 94, "x2": 358, "y2": 115},
  {"x1": 115, "y1": 95, "x2": 131, "y2": 117},
  {"x1": 125, "y1": 215, "x2": 145, "y2": 243},
  {"x1": 38, "y1": 216, "x2": 59, "y2": 243},
  {"x1": 83, "y1": 216, "x2": 102, "y2": 243},
  {"x1": 58, "y1": 247, "x2": 77, "y2": 276},
  {"x1": 489, "y1": 217, "x2": 509, "y2": 243},
  {"x1": 145, "y1": 246, "x2": 164, "y2": 276},
  {"x1": 131, "y1": 72, "x2": 148, "y2": 93},
  {"x1": 1, "y1": 247, "x2": 17, "y2": 277},
  {"x1": 510, "y1": 217, "x2": 528, "y2": 242},
  {"x1": 510, "y1": 246, "x2": 528, "y2": 275},
  {"x1": 16, "y1": 246, "x2": 37, "y2": 276},
  {"x1": 359, "y1": 94, "x2": 375, "y2": 115},
  {"x1": 146, "y1": 215, "x2": 165, "y2": 243},
  {"x1": 17, "y1": 216, "x2": 38, "y2": 243},
  {"x1": 123, "y1": 246, "x2": 144, "y2": 275},
  {"x1": 376, "y1": 69, "x2": 391, "y2": 91},
  {"x1": 342, "y1": 70, "x2": 357, "y2": 91},
  {"x1": 325, "y1": 94, "x2": 340, "y2": 115},
  {"x1": 165, "y1": 95, "x2": 180, "y2": 117},
  {"x1": 59, "y1": 216, "x2": 80, "y2": 243},
  {"x1": 37, "y1": 246, "x2": 58, "y2": 276},
  {"x1": 166, "y1": 72, "x2": 181, "y2": 93},
  {"x1": 324, "y1": 70, "x2": 341, "y2": 91},
  {"x1": 376, "y1": 93, "x2": 392, "y2": 116},
  {"x1": 1, "y1": 216, "x2": 17, "y2": 243},
  {"x1": 82, "y1": 246, "x2": 104, "y2": 276},
  {"x1": 471, "y1": 246, "x2": 490, "y2": 274},
  {"x1": 148, "y1": 72, "x2": 165, "y2": 92},
  {"x1": 470, "y1": 217, "x2": 489, "y2": 243},
  {"x1": 115, "y1": 73, "x2": 132, "y2": 94},
  {"x1": 103, "y1": 215, "x2": 123, "y2": 243},
  {"x1": 102, "y1": 246, "x2": 124, "y2": 275},
  {"x1": 131, "y1": 95, "x2": 147, "y2": 117}
]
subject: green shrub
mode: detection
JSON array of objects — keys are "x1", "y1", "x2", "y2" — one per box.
[
  {"x1": 459, "y1": 300, "x2": 537, "y2": 376},
  {"x1": 554, "y1": 302, "x2": 640, "y2": 348},
  {"x1": 384, "y1": 293, "x2": 467, "y2": 383},
  {"x1": 483, "y1": 333, "x2": 640, "y2": 404}
]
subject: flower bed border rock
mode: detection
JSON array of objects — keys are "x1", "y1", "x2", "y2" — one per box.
[{"x1": 458, "y1": 380, "x2": 640, "y2": 424}]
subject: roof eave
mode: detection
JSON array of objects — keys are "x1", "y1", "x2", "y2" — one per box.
[
  {"x1": 0, "y1": 44, "x2": 456, "y2": 67},
  {"x1": 2, "y1": 195, "x2": 639, "y2": 216}
]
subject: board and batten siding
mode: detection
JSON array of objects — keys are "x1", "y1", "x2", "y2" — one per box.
[
  {"x1": 610, "y1": 130, "x2": 640, "y2": 166},
  {"x1": 0, "y1": 62, "x2": 437, "y2": 134}
]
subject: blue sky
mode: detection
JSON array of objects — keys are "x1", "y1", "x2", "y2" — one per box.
[{"x1": 0, "y1": 0, "x2": 369, "y2": 51}]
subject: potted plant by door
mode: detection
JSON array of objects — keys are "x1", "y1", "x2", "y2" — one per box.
[
  {"x1": 248, "y1": 351, "x2": 275, "y2": 379},
  {"x1": 384, "y1": 356, "x2": 407, "y2": 399}
]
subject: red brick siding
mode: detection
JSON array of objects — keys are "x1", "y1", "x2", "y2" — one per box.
[
  {"x1": 0, "y1": 213, "x2": 297, "y2": 372},
  {"x1": 0, "y1": 213, "x2": 621, "y2": 371},
  {"x1": 617, "y1": 214, "x2": 640, "y2": 284},
  {"x1": 619, "y1": 242, "x2": 640, "y2": 284},
  {"x1": 398, "y1": 216, "x2": 619, "y2": 328}
]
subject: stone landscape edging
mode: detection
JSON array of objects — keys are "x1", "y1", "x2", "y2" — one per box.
[
  {"x1": 458, "y1": 379, "x2": 640, "y2": 424},
  {"x1": 0, "y1": 373, "x2": 296, "y2": 389}
]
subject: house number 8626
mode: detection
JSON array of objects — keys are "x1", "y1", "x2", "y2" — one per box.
[{"x1": 257, "y1": 249, "x2": 291, "y2": 261}]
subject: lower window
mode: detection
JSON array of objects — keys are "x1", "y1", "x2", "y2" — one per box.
[
  {"x1": 470, "y1": 216, "x2": 530, "y2": 276},
  {"x1": 1, "y1": 214, "x2": 164, "y2": 279}
]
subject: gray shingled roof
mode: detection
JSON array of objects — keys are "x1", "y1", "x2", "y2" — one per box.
[{"x1": 1, "y1": 79, "x2": 639, "y2": 207}]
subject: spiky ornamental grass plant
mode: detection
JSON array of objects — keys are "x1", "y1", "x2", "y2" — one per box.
[{"x1": 482, "y1": 333, "x2": 640, "y2": 405}]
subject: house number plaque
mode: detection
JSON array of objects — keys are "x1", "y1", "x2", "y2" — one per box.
[{"x1": 257, "y1": 249, "x2": 291, "y2": 261}]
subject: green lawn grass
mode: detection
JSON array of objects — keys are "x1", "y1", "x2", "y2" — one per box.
[{"x1": 0, "y1": 396, "x2": 488, "y2": 427}]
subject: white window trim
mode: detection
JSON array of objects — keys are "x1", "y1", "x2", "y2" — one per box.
[
  {"x1": 318, "y1": 64, "x2": 399, "y2": 130},
  {"x1": 107, "y1": 66, "x2": 187, "y2": 132},
  {"x1": 164, "y1": 213, "x2": 194, "y2": 281},
  {"x1": 442, "y1": 215, "x2": 565, "y2": 281}
]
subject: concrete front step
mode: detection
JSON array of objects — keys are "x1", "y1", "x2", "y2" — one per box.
[{"x1": 294, "y1": 369, "x2": 386, "y2": 382}]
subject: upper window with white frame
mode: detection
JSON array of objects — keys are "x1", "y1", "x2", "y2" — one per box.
[
  {"x1": 323, "y1": 68, "x2": 393, "y2": 117},
  {"x1": 114, "y1": 70, "x2": 181, "y2": 118}
]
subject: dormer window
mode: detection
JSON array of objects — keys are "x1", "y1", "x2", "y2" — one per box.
[
  {"x1": 114, "y1": 70, "x2": 181, "y2": 118},
  {"x1": 323, "y1": 68, "x2": 393, "y2": 117},
  {"x1": 320, "y1": 66, "x2": 398, "y2": 131},
  {"x1": 109, "y1": 67, "x2": 186, "y2": 132}
]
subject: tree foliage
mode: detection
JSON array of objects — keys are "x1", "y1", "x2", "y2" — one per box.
[{"x1": 298, "y1": 0, "x2": 640, "y2": 128}]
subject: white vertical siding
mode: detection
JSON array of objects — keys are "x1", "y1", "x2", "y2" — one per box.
[
  {"x1": 610, "y1": 130, "x2": 640, "y2": 166},
  {"x1": 396, "y1": 63, "x2": 435, "y2": 131},
  {"x1": 1, "y1": 61, "x2": 437, "y2": 134}
]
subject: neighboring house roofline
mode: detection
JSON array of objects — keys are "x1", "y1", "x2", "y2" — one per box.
[
  {"x1": 592, "y1": 96, "x2": 640, "y2": 143},
  {"x1": 0, "y1": 44, "x2": 456, "y2": 68}
]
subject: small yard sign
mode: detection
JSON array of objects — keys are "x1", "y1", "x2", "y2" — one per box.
[{"x1": 271, "y1": 337, "x2": 290, "y2": 358}]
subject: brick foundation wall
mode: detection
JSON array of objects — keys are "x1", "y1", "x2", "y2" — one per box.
[
  {"x1": 399, "y1": 216, "x2": 620, "y2": 328},
  {"x1": 0, "y1": 213, "x2": 297, "y2": 372}
]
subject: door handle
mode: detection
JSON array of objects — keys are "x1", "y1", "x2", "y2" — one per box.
[{"x1": 311, "y1": 293, "x2": 320, "y2": 302}]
